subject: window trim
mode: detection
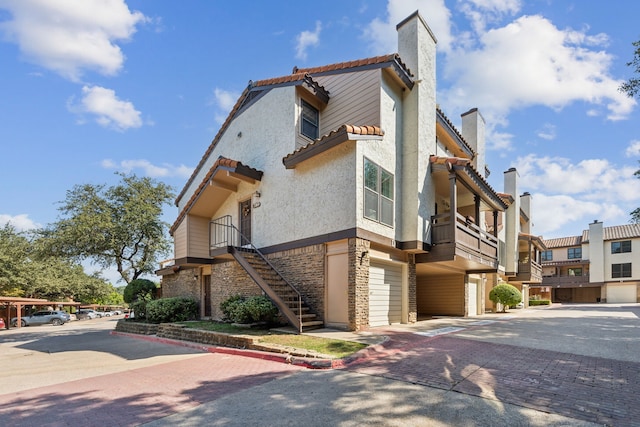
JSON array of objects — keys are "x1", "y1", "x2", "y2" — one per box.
[
  {"x1": 567, "y1": 247, "x2": 582, "y2": 260},
  {"x1": 611, "y1": 263, "x2": 632, "y2": 278},
  {"x1": 300, "y1": 99, "x2": 319, "y2": 140},
  {"x1": 541, "y1": 250, "x2": 553, "y2": 262},
  {"x1": 363, "y1": 157, "x2": 394, "y2": 227},
  {"x1": 611, "y1": 240, "x2": 632, "y2": 254}
]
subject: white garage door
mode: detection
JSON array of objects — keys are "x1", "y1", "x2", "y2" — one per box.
[
  {"x1": 607, "y1": 284, "x2": 637, "y2": 303},
  {"x1": 468, "y1": 279, "x2": 478, "y2": 317},
  {"x1": 369, "y1": 261, "x2": 402, "y2": 327}
]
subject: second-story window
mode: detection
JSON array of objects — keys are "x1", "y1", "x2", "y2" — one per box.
[
  {"x1": 611, "y1": 240, "x2": 631, "y2": 254},
  {"x1": 567, "y1": 247, "x2": 581, "y2": 259},
  {"x1": 541, "y1": 250, "x2": 553, "y2": 262},
  {"x1": 612, "y1": 263, "x2": 632, "y2": 278},
  {"x1": 301, "y1": 99, "x2": 319, "y2": 140},
  {"x1": 364, "y1": 158, "x2": 394, "y2": 227}
]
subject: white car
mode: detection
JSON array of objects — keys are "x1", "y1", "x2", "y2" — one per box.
[{"x1": 100, "y1": 311, "x2": 114, "y2": 317}]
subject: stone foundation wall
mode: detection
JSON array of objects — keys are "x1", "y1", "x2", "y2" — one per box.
[
  {"x1": 266, "y1": 244, "x2": 326, "y2": 322},
  {"x1": 209, "y1": 261, "x2": 263, "y2": 320},
  {"x1": 161, "y1": 269, "x2": 200, "y2": 300}
]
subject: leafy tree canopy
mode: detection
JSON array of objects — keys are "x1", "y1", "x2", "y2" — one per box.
[
  {"x1": 0, "y1": 223, "x2": 116, "y2": 303},
  {"x1": 43, "y1": 173, "x2": 175, "y2": 284},
  {"x1": 619, "y1": 40, "x2": 640, "y2": 99}
]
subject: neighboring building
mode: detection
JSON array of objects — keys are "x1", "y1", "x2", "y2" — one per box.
[
  {"x1": 158, "y1": 11, "x2": 540, "y2": 331},
  {"x1": 532, "y1": 221, "x2": 640, "y2": 303}
]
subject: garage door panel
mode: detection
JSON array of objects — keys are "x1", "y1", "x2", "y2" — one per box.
[
  {"x1": 607, "y1": 284, "x2": 637, "y2": 303},
  {"x1": 369, "y1": 261, "x2": 403, "y2": 327}
]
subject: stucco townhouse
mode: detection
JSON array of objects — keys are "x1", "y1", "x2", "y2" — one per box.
[
  {"x1": 532, "y1": 221, "x2": 640, "y2": 303},
  {"x1": 158, "y1": 11, "x2": 544, "y2": 332}
]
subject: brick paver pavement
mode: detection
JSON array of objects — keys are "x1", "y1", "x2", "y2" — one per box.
[
  {"x1": 346, "y1": 331, "x2": 640, "y2": 427},
  {"x1": 0, "y1": 351, "x2": 302, "y2": 427}
]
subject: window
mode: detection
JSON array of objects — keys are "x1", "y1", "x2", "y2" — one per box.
[
  {"x1": 364, "y1": 158, "x2": 394, "y2": 226},
  {"x1": 300, "y1": 99, "x2": 319, "y2": 140},
  {"x1": 567, "y1": 247, "x2": 581, "y2": 259},
  {"x1": 611, "y1": 240, "x2": 632, "y2": 254},
  {"x1": 541, "y1": 250, "x2": 553, "y2": 262},
  {"x1": 612, "y1": 263, "x2": 632, "y2": 278}
]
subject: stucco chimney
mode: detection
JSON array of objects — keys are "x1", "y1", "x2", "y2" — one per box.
[
  {"x1": 589, "y1": 220, "x2": 604, "y2": 284},
  {"x1": 461, "y1": 108, "x2": 485, "y2": 174},
  {"x1": 520, "y1": 192, "x2": 532, "y2": 235},
  {"x1": 396, "y1": 11, "x2": 438, "y2": 247},
  {"x1": 503, "y1": 168, "x2": 520, "y2": 276}
]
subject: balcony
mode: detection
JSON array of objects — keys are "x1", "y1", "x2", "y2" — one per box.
[
  {"x1": 416, "y1": 212, "x2": 499, "y2": 272},
  {"x1": 511, "y1": 260, "x2": 543, "y2": 284},
  {"x1": 541, "y1": 274, "x2": 591, "y2": 288}
]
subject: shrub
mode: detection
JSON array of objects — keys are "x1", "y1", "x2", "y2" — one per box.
[
  {"x1": 129, "y1": 300, "x2": 148, "y2": 321},
  {"x1": 123, "y1": 279, "x2": 158, "y2": 303},
  {"x1": 529, "y1": 299, "x2": 551, "y2": 306},
  {"x1": 489, "y1": 283, "x2": 522, "y2": 313},
  {"x1": 220, "y1": 295, "x2": 278, "y2": 324},
  {"x1": 146, "y1": 297, "x2": 198, "y2": 324}
]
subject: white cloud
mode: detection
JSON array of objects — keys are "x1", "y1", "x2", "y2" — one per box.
[
  {"x1": 101, "y1": 158, "x2": 193, "y2": 179},
  {"x1": 0, "y1": 0, "x2": 147, "y2": 81},
  {"x1": 442, "y1": 14, "x2": 636, "y2": 133},
  {"x1": 363, "y1": 0, "x2": 453, "y2": 54},
  {"x1": 295, "y1": 21, "x2": 322, "y2": 60},
  {"x1": 459, "y1": 0, "x2": 521, "y2": 34},
  {"x1": 512, "y1": 155, "x2": 640, "y2": 236},
  {"x1": 0, "y1": 213, "x2": 41, "y2": 231},
  {"x1": 536, "y1": 123, "x2": 556, "y2": 141},
  {"x1": 625, "y1": 140, "x2": 640, "y2": 158},
  {"x1": 210, "y1": 87, "x2": 240, "y2": 124},
  {"x1": 69, "y1": 85, "x2": 142, "y2": 131}
]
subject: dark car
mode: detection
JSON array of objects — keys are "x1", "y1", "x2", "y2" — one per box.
[{"x1": 11, "y1": 310, "x2": 71, "y2": 327}]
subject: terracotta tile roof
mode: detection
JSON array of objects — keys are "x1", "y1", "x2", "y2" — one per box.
[
  {"x1": 436, "y1": 107, "x2": 475, "y2": 157},
  {"x1": 175, "y1": 54, "x2": 414, "y2": 206},
  {"x1": 170, "y1": 156, "x2": 263, "y2": 235},
  {"x1": 543, "y1": 236, "x2": 582, "y2": 249},
  {"x1": 293, "y1": 54, "x2": 413, "y2": 77},
  {"x1": 497, "y1": 192, "x2": 514, "y2": 205},
  {"x1": 582, "y1": 223, "x2": 640, "y2": 242},
  {"x1": 283, "y1": 124, "x2": 384, "y2": 169}
]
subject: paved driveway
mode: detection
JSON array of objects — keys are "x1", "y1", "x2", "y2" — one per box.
[{"x1": 1, "y1": 304, "x2": 638, "y2": 426}]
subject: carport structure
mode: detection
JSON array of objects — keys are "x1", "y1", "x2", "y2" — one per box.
[{"x1": 0, "y1": 297, "x2": 82, "y2": 329}]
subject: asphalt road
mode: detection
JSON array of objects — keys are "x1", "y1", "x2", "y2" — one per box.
[{"x1": 1, "y1": 304, "x2": 638, "y2": 426}]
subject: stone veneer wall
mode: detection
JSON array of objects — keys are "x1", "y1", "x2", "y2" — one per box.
[
  {"x1": 407, "y1": 254, "x2": 417, "y2": 323},
  {"x1": 208, "y1": 261, "x2": 263, "y2": 320},
  {"x1": 265, "y1": 244, "x2": 326, "y2": 322},
  {"x1": 161, "y1": 269, "x2": 200, "y2": 301},
  {"x1": 349, "y1": 237, "x2": 370, "y2": 331}
]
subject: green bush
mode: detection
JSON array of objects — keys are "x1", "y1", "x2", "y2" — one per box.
[
  {"x1": 146, "y1": 297, "x2": 198, "y2": 324},
  {"x1": 129, "y1": 300, "x2": 148, "y2": 321},
  {"x1": 489, "y1": 283, "x2": 522, "y2": 312},
  {"x1": 123, "y1": 279, "x2": 158, "y2": 303},
  {"x1": 220, "y1": 295, "x2": 278, "y2": 324},
  {"x1": 529, "y1": 299, "x2": 551, "y2": 306}
]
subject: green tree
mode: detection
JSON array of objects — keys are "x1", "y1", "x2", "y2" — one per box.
[
  {"x1": 619, "y1": 40, "x2": 640, "y2": 99},
  {"x1": 0, "y1": 224, "x2": 31, "y2": 296},
  {"x1": 489, "y1": 283, "x2": 522, "y2": 313},
  {"x1": 44, "y1": 173, "x2": 175, "y2": 284}
]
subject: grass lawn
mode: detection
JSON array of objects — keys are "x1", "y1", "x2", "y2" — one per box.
[{"x1": 179, "y1": 321, "x2": 367, "y2": 359}]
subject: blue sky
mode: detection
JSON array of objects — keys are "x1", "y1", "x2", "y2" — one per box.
[{"x1": 1, "y1": 0, "x2": 639, "y2": 284}]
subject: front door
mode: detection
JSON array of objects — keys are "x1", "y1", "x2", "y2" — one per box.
[
  {"x1": 203, "y1": 275, "x2": 211, "y2": 317},
  {"x1": 239, "y1": 199, "x2": 252, "y2": 246}
]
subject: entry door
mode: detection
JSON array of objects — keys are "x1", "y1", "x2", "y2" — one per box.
[
  {"x1": 239, "y1": 199, "x2": 252, "y2": 246},
  {"x1": 203, "y1": 275, "x2": 211, "y2": 317}
]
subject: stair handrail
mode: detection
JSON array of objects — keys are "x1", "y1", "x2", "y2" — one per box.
[{"x1": 210, "y1": 215, "x2": 304, "y2": 332}]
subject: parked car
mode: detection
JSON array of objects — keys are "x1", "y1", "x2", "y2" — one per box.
[
  {"x1": 75, "y1": 309, "x2": 98, "y2": 320},
  {"x1": 100, "y1": 310, "x2": 114, "y2": 317},
  {"x1": 11, "y1": 310, "x2": 70, "y2": 327},
  {"x1": 0, "y1": 317, "x2": 5, "y2": 329},
  {"x1": 112, "y1": 310, "x2": 122, "y2": 315}
]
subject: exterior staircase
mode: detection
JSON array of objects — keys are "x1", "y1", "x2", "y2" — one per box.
[{"x1": 230, "y1": 248, "x2": 323, "y2": 333}]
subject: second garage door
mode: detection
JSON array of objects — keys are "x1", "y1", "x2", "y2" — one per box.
[
  {"x1": 369, "y1": 261, "x2": 403, "y2": 327},
  {"x1": 607, "y1": 284, "x2": 637, "y2": 303}
]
